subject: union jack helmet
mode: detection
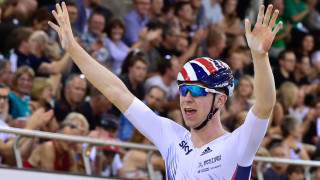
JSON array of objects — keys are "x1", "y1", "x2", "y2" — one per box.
[{"x1": 177, "y1": 57, "x2": 234, "y2": 96}]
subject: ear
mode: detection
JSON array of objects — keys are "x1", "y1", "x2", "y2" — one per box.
[{"x1": 215, "y1": 94, "x2": 228, "y2": 108}]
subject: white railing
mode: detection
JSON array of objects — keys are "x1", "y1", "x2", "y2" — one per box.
[{"x1": 1, "y1": 126, "x2": 320, "y2": 180}]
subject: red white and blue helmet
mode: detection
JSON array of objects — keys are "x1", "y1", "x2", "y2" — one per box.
[{"x1": 177, "y1": 57, "x2": 234, "y2": 96}]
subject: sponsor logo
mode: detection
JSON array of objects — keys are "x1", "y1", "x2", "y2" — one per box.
[
  {"x1": 179, "y1": 140, "x2": 193, "y2": 155},
  {"x1": 200, "y1": 147, "x2": 212, "y2": 156}
]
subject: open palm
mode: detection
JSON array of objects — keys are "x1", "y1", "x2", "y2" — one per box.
[{"x1": 245, "y1": 5, "x2": 282, "y2": 54}]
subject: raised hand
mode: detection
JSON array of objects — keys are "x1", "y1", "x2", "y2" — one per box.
[
  {"x1": 245, "y1": 5, "x2": 282, "y2": 55},
  {"x1": 48, "y1": 2, "x2": 75, "y2": 50}
]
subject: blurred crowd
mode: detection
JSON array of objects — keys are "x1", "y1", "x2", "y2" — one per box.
[{"x1": 0, "y1": 0, "x2": 320, "y2": 179}]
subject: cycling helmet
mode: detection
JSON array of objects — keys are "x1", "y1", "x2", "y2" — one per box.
[{"x1": 177, "y1": 57, "x2": 234, "y2": 96}]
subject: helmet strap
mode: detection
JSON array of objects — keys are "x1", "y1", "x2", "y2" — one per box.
[{"x1": 195, "y1": 94, "x2": 219, "y2": 130}]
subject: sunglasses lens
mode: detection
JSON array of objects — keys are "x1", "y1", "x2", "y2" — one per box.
[{"x1": 179, "y1": 85, "x2": 207, "y2": 96}]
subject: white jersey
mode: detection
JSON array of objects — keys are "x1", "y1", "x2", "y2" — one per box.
[{"x1": 124, "y1": 98, "x2": 269, "y2": 180}]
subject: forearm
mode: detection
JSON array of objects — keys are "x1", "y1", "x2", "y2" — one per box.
[
  {"x1": 291, "y1": 9, "x2": 309, "y2": 22},
  {"x1": 66, "y1": 41, "x2": 134, "y2": 113},
  {"x1": 178, "y1": 42, "x2": 198, "y2": 65},
  {"x1": 252, "y1": 52, "x2": 276, "y2": 118},
  {"x1": 51, "y1": 53, "x2": 71, "y2": 73}
]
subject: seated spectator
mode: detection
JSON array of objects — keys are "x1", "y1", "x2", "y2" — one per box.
[
  {"x1": 289, "y1": 89, "x2": 311, "y2": 123},
  {"x1": 81, "y1": 12, "x2": 110, "y2": 65},
  {"x1": 9, "y1": 66, "x2": 34, "y2": 122},
  {"x1": 29, "y1": 77, "x2": 54, "y2": 112},
  {"x1": 174, "y1": 1, "x2": 194, "y2": 38},
  {"x1": 273, "y1": 50, "x2": 297, "y2": 89},
  {"x1": 1, "y1": 0, "x2": 37, "y2": 24},
  {"x1": 156, "y1": 23, "x2": 181, "y2": 57},
  {"x1": 252, "y1": 147, "x2": 270, "y2": 180},
  {"x1": 303, "y1": 99, "x2": 320, "y2": 145},
  {"x1": 54, "y1": 74, "x2": 87, "y2": 122},
  {"x1": 225, "y1": 48, "x2": 246, "y2": 83},
  {"x1": 294, "y1": 55, "x2": 315, "y2": 94},
  {"x1": 263, "y1": 143, "x2": 287, "y2": 180},
  {"x1": 202, "y1": 28, "x2": 226, "y2": 59},
  {"x1": 122, "y1": 0, "x2": 150, "y2": 46},
  {"x1": 190, "y1": 0, "x2": 207, "y2": 29},
  {"x1": 29, "y1": 7, "x2": 52, "y2": 32},
  {"x1": 148, "y1": 0, "x2": 164, "y2": 21},
  {"x1": 286, "y1": 165, "x2": 305, "y2": 180},
  {"x1": 23, "y1": 121, "x2": 79, "y2": 172},
  {"x1": 158, "y1": 3, "x2": 178, "y2": 25},
  {"x1": 122, "y1": 129, "x2": 165, "y2": 179},
  {"x1": 281, "y1": 115, "x2": 310, "y2": 160},
  {"x1": 202, "y1": 0, "x2": 223, "y2": 25},
  {"x1": 0, "y1": 60, "x2": 13, "y2": 88},
  {"x1": 76, "y1": 86, "x2": 113, "y2": 130},
  {"x1": 295, "y1": 33, "x2": 315, "y2": 58},
  {"x1": 117, "y1": 86, "x2": 166, "y2": 141},
  {"x1": 104, "y1": 18, "x2": 130, "y2": 75},
  {"x1": 218, "y1": 0, "x2": 246, "y2": 47},
  {"x1": 94, "y1": 139, "x2": 126, "y2": 178}
]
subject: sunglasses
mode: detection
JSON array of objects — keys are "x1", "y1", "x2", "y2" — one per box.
[{"x1": 179, "y1": 84, "x2": 223, "y2": 97}]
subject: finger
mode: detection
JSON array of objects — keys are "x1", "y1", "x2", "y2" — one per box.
[
  {"x1": 48, "y1": 21, "x2": 60, "y2": 32},
  {"x1": 52, "y1": 10, "x2": 62, "y2": 26},
  {"x1": 256, "y1": 5, "x2": 265, "y2": 25},
  {"x1": 245, "y1": 19, "x2": 252, "y2": 35},
  {"x1": 62, "y1": 2, "x2": 70, "y2": 26},
  {"x1": 263, "y1": 5, "x2": 273, "y2": 26},
  {"x1": 268, "y1": 9, "x2": 279, "y2": 29},
  {"x1": 56, "y1": 3, "x2": 63, "y2": 16},
  {"x1": 272, "y1": 21, "x2": 283, "y2": 36}
]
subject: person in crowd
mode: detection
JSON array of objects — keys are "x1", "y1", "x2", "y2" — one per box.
[
  {"x1": 1, "y1": 0, "x2": 38, "y2": 24},
  {"x1": 76, "y1": 86, "x2": 113, "y2": 130},
  {"x1": 0, "y1": 60, "x2": 13, "y2": 88},
  {"x1": 8, "y1": 66, "x2": 34, "y2": 122},
  {"x1": 202, "y1": 28, "x2": 227, "y2": 59},
  {"x1": 281, "y1": 115, "x2": 310, "y2": 160},
  {"x1": 286, "y1": 165, "x2": 305, "y2": 180},
  {"x1": 122, "y1": 129, "x2": 165, "y2": 179},
  {"x1": 225, "y1": 47, "x2": 246, "y2": 83},
  {"x1": 29, "y1": 7, "x2": 52, "y2": 32},
  {"x1": 273, "y1": 49, "x2": 297, "y2": 89},
  {"x1": 148, "y1": 0, "x2": 164, "y2": 21},
  {"x1": 117, "y1": 86, "x2": 166, "y2": 141},
  {"x1": 251, "y1": 147, "x2": 270, "y2": 180},
  {"x1": 29, "y1": 77, "x2": 54, "y2": 113},
  {"x1": 218, "y1": 0, "x2": 246, "y2": 47},
  {"x1": 23, "y1": 121, "x2": 79, "y2": 172},
  {"x1": 123, "y1": 0, "x2": 150, "y2": 46},
  {"x1": 263, "y1": 143, "x2": 287, "y2": 180},
  {"x1": 174, "y1": 1, "x2": 194, "y2": 38},
  {"x1": 289, "y1": 89, "x2": 311, "y2": 123},
  {"x1": 302, "y1": 99, "x2": 320, "y2": 145},
  {"x1": 190, "y1": 0, "x2": 207, "y2": 29},
  {"x1": 54, "y1": 74, "x2": 87, "y2": 122},
  {"x1": 202, "y1": 0, "x2": 223, "y2": 26},
  {"x1": 104, "y1": 18, "x2": 130, "y2": 75},
  {"x1": 81, "y1": 12, "x2": 110, "y2": 65},
  {"x1": 295, "y1": 33, "x2": 315, "y2": 58}
]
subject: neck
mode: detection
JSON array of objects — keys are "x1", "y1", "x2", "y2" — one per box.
[
  {"x1": 280, "y1": 67, "x2": 290, "y2": 78},
  {"x1": 17, "y1": 47, "x2": 29, "y2": 56},
  {"x1": 13, "y1": 91, "x2": 24, "y2": 98},
  {"x1": 128, "y1": 74, "x2": 138, "y2": 90},
  {"x1": 65, "y1": 96, "x2": 77, "y2": 109},
  {"x1": 190, "y1": 115, "x2": 228, "y2": 148}
]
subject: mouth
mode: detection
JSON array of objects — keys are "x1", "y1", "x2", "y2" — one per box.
[{"x1": 184, "y1": 108, "x2": 197, "y2": 117}]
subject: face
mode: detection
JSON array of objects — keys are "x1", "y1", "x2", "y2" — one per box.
[
  {"x1": 180, "y1": 82, "x2": 218, "y2": 128},
  {"x1": 151, "y1": 0, "x2": 163, "y2": 16},
  {"x1": 237, "y1": 78, "x2": 253, "y2": 98},
  {"x1": 110, "y1": 25, "x2": 124, "y2": 41},
  {"x1": 88, "y1": 14, "x2": 105, "y2": 36},
  {"x1": 17, "y1": 73, "x2": 33, "y2": 95},
  {"x1": 314, "y1": 168, "x2": 320, "y2": 180},
  {"x1": 72, "y1": 118, "x2": 87, "y2": 136},
  {"x1": 103, "y1": 152, "x2": 116, "y2": 165},
  {"x1": 216, "y1": 36, "x2": 227, "y2": 56},
  {"x1": 41, "y1": 86, "x2": 53, "y2": 103},
  {"x1": 228, "y1": 52, "x2": 243, "y2": 71},
  {"x1": 150, "y1": 29, "x2": 163, "y2": 47},
  {"x1": 176, "y1": 37, "x2": 188, "y2": 53},
  {"x1": 0, "y1": 88, "x2": 8, "y2": 113},
  {"x1": 281, "y1": 52, "x2": 296, "y2": 72},
  {"x1": 145, "y1": 87, "x2": 165, "y2": 111},
  {"x1": 294, "y1": 90, "x2": 305, "y2": 107},
  {"x1": 58, "y1": 126, "x2": 79, "y2": 151},
  {"x1": 134, "y1": 0, "x2": 151, "y2": 15},
  {"x1": 298, "y1": 56, "x2": 311, "y2": 76},
  {"x1": 0, "y1": 62, "x2": 13, "y2": 87},
  {"x1": 302, "y1": 35, "x2": 314, "y2": 52},
  {"x1": 104, "y1": 127, "x2": 117, "y2": 138},
  {"x1": 271, "y1": 146, "x2": 286, "y2": 169},
  {"x1": 129, "y1": 60, "x2": 147, "y2": 83},
  {"x1": 180, "y1": 4, "x2": 193, "y2": 22},
  {"x1": 224, "y1": 0, "x2": 237, "y2": 15},
  {"x1": 66, "y1": 77, "x2": 87, "y2": 104},
  {"x1": 167, "y1": 27, "x2": 180, "y2": 47},
  {"x1": 67, "y1": 5, "x2": 78, "y2": 24},
  {"x1": 33, "y1": 20, "x2": 50, "y2": 31},
  {"x1": 290, "y1": 123, "x2": 303, "y2": 139},
  {"x1": 288, "y1": 171, "x2": 304, "y2": 180}
]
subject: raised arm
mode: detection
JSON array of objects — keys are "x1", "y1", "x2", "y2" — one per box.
[
  {"x1": 48, "y1": 3, "x2": 134, "y2": 113},
  {"x1": 245, "y1": 5, "x2": 282, "y2": 119}
]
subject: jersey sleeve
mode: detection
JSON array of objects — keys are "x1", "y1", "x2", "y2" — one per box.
[
  {"x1": 234, "y1": 108, "x2": 269, "y2": 166},
  {"x1": 124, "y1": 97, "x2": 185, "y2": 154}
]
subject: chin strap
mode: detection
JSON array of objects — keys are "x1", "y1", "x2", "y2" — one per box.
[{"x1": 194, "y1": 94, "x2": 219, "y2": 130}]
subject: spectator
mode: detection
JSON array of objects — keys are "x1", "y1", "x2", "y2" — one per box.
[
  {"x1": 148, "y1": 0, "x2": 164, "y2": 20},
  {"x1": 29, "y1": 7, "x2": 52, "y2": 32},
  {"x1": 252, "y1": 147, "x2": 270, "y2": 180},
  {"x1": 174, "y1": 1, "x2": 194, "y2": 38},
  {"x1": 218, "y1": 0, "x2": 246, "y2": 47},
  {"x1": 273, "y1": 50, "x2": 297, "y2": 89},
  {"x1": 54, "y1": 74, "x2": 87, "y2": 122},
  {"x1": 23, "y1": 121, "x2": 79, "y2": 172},
  {"x1": 286, "y1": 165, "x2": 305, "y2": 180},
  {"x1": 122, "y1": 128, "x2": 165, "y2": 179},
  {"x1": 29, "y1": 77, "x2": 54, "y2": 113},
  {"x1": 303, "y1": 99, "x2": 320, "y2": 145},
  {"x1": 0, "y1": 60, "x2": 13, "y2": 89},
  {"x1": 190, "y1": 0, "x2": 207, "y2": 29},
  {"x1": 158, "y1": 3, "x2": 178, "y2": 25},
  {"x1": 81, "y1": 12, "x2": 110, "y2": 65},
  {"x1": 104, "y1": 18, "x2": 130, "y2": 75},
  {"x1": 202, "y1": 28, "x2": 226, "y2": 59},
  {"x1": 76, "y1": 86, "x2": 113, "y2": 130},
  {"x1": 289, "y1": 89, "x2": 311, "y2": 123},
  {"x1": 281, "y1": 115, "x2": 310, "y2": 160},
  {"x1": 263, "y1": 143, "x2": 287, "y2": 180},
  {"x1": 225, "y1": 47, "x2": 245, "y2": 83},
  {"x1": 117, "y1": 86, "x2": 166, "y2": 141},
  {"x1": 202, "y1": 0, "x2": 223, "y2": 25},
  {"x1": 304, "y1": 0, "x2": 320, "y2": 32},
  {"x1": 268, "y1": 0, "x2": 292, "y2": 64},
  {"x1": 1, "y1": 0, "x2": 38, "y2": 24},
  {"x1": 156, "y1": 23, "x2": 181, "y2": 57},
  {"x1": 9, "y1": 66, "x2": 34, "y2": 121},
  {"x1": 123, "y1": 0, "x2": 150, "y2": 46}
]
